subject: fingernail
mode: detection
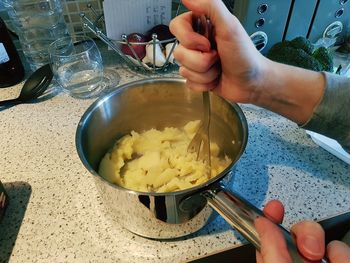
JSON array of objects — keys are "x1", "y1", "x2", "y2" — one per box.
[{"x1": 303, "y1": 235, "x2": 323, "y2": 255}]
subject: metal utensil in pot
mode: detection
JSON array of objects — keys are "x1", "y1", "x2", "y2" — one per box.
[{"x1": 187, "y1": 14, "x2": 213, "y2": 174}]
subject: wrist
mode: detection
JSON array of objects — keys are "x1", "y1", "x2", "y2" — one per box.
[
  {"x1": 243, "y1": 55, "x2": 271, "y2": 105},
  {"x1": 251, "y1": 59, "x2": 326, "y2": 124},
  {"x1": 249, "y1": 57, "x2": 273, "y2": 105}
]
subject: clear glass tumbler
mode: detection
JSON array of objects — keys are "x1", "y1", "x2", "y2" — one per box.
[{"x1": 49, "y1": 35, "x2": 104, "y2": 99}]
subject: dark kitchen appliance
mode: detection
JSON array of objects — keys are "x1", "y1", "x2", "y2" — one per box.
[
  {"x1": 226, "y1": 0, "x2": 293, "y2": 53},
  {"x1": 287, "y1": 0, "x2": 350, "y2": 42},
  {"x1": 225, "y1": 0, "x2": 350, "y2": 53},
  {"x1": 307, "y1": 0, "x2": 350, "y2": 42},
  {"x1": 283, "y1": 0, "x2": 319, "y2": 40}
]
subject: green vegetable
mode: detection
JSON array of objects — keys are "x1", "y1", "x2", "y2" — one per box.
[
  {"x1": 289, "y1": 36, "x2": 314, "y2": 55},
  {"x1": 313, "y1": 47, "x2": 334, "y2": 72},
  {"x1": 267, "y1": 36, "x2": 333, "y2": 72}
]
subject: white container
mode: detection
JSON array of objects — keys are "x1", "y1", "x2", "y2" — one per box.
[{"x1": 3, "y1": 0, "x2": 69, "y2": 71}]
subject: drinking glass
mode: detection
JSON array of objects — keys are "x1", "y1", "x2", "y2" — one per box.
[{"x1": 49, "y1": 35, "x2": 107, "y2": 99}]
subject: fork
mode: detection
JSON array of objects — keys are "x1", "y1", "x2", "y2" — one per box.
[
  {"x1": 187, "y1": 14, "x2": 215, "y2": 174},
  {"x1": 187, "y1": 90, "x2": 211, "y2": 169}
]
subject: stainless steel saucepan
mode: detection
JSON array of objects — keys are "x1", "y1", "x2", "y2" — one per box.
[{"x1": 76, "y1": 77, "x2": 323, "y2": 263}]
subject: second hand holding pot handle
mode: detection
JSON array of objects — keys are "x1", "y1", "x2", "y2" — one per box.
[
  {"x1": 202, "y1": 186, "x2": 328, "y2": 263},
  {"x1": 189, "y1": 13, "x2": 328, "y2": 263}
]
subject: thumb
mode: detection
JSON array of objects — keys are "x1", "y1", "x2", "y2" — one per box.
[
  {"x1": 291, "y1": 221, "x2": 325, "y2": 261},
  {"x1": 181, "y1": 0, "x2": 233, "y2": 27},
  {"x1": 327, "y1": 240, "x2": 350, "y2": 262}
]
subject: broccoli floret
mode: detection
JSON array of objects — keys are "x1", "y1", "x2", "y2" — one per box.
[
  {"x1": 267, "y1": 36, "x2": 333, "y2": 72},
  {"x1": 267, "y1": 43, "x2": 323, "y2": 71},
  {"x1": 266, "y1": 42, "x2": 289, "y2": 61},
  {"x1": 313, "y1": 47, "x2": 333, "y2": 72},
  {"x1": 289, "y1": 36, "x2": 314, "y2": 55}
]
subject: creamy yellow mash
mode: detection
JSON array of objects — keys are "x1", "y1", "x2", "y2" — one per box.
[{"x1": 98, "y1": 120, "x2": 231, "y2": 193}]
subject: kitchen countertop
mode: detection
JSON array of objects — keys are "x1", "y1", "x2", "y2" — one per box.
[{"x1": 1, "y1": 48, "x2": 350, "y2": 263}]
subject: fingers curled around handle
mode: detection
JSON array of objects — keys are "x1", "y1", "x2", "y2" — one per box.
[
  {"x1": 181, "y1": 0, "x2": 234, "y2": 30},
  {"x1": 255, "y1": 217, "x2": 292, "y2": 263},
  {"x1": 185, "y1": 79, "x2": 219, "y2": 92},
  {"x1": 262, "y1": 199, "x2": 285, "y2": 224},
  {"x1": 173, "y1": 44, "x2": 218, "y2": 73},
  {"x1": 290, "y1": 221, "x2": 325, "y2": 261},
  {"x1": 327, "y1": 240, "x2": 350, "y2": 262},
  {"x1": 170, "y1": 12, "x2": 211, "y2": 52},
  {"x1": 179, "y1": 65, "x2": 220, "y2": 85}
]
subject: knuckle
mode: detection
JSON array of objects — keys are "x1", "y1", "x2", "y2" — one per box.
[
  {"x1": 199, "y1": 53, "x2": 216, "y2": 71},
  {"x1": 169, "y1": 19, "x2": 176, "y2": 34},
  {"x1": 178, "y1": 67, "x2": 187, "y2": 78},
  {"x1": 260, "y1": 247, "x2": 269, "y2": 261},
  {"x1": 173, "y1": 47, "x2": 183, "y2": 62}
]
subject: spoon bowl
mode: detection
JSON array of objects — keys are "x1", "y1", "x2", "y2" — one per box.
[{"x1": 0, "y1": 64, "x2": 53, "y2": 107}]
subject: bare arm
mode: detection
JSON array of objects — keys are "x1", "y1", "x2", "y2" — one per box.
[{"x1": 254, "y1": 59, "x2": 326, "y2": 125}]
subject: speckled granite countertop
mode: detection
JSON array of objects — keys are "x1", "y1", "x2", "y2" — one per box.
[{"x1": 1, "y1": 49, "x2": 350, "y2": 262}]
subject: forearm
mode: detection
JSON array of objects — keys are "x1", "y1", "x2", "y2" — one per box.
[
  {"x1": 254, "y1": 59, "x2": 350, "y2": 152},
  {"x1": 254, "y1": 59, "x2": 326, "y2": 124},
  {"x1": 301, "y1": 72, "x2": 350, "y2": 152}
]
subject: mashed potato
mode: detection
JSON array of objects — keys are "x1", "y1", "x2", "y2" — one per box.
[{"x1": 98, "y1": 120, "x2": 231, "y2": 193}]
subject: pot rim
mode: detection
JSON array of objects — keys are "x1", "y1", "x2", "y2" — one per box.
[{"x1": 75, "y1": 77, "x2": 248, "y2": 197}]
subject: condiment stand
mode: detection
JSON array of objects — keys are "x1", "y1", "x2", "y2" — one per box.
[{"x1": 80, "y1": 4, "x2": 180, "y2": 74}]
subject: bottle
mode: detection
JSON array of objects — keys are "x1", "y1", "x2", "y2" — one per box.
[
  {"x1": 0, "y1": 16, "x2": 24, "y2": 88},
  {"x1": 3, "y1": 0, "x2": 70, "y2": 71},
  {"x1": 0, "y1": 179, "x2": 9, "y2": 221}
]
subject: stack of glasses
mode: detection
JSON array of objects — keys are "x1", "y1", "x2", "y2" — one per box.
[{"x1": 3, "y1": 0, "x2": 70, "y2": 71}]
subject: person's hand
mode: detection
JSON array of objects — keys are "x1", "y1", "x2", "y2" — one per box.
[
  {"x1": 169, "y1": 0, "x2": 268, "y2": 104},
  {"x1": 170, "y1": 0, "x2": 326, "y2": 124},
  {"x1": 257, "y1": 200, "x2": 350, "y2": 262}
]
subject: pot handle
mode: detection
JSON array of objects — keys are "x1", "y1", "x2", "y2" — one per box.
[{"x1": 202, "y1": 187, "x2": 328, "y2": 263}]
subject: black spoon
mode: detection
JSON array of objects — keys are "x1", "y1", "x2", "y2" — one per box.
[{"x1": 0, "y1": 64, "x2": 53, "y2": 107}]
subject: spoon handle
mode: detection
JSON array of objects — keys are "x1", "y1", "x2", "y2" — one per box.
[{"x1": 0, "y1": 98, "x2": 20, "y2": 107}]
